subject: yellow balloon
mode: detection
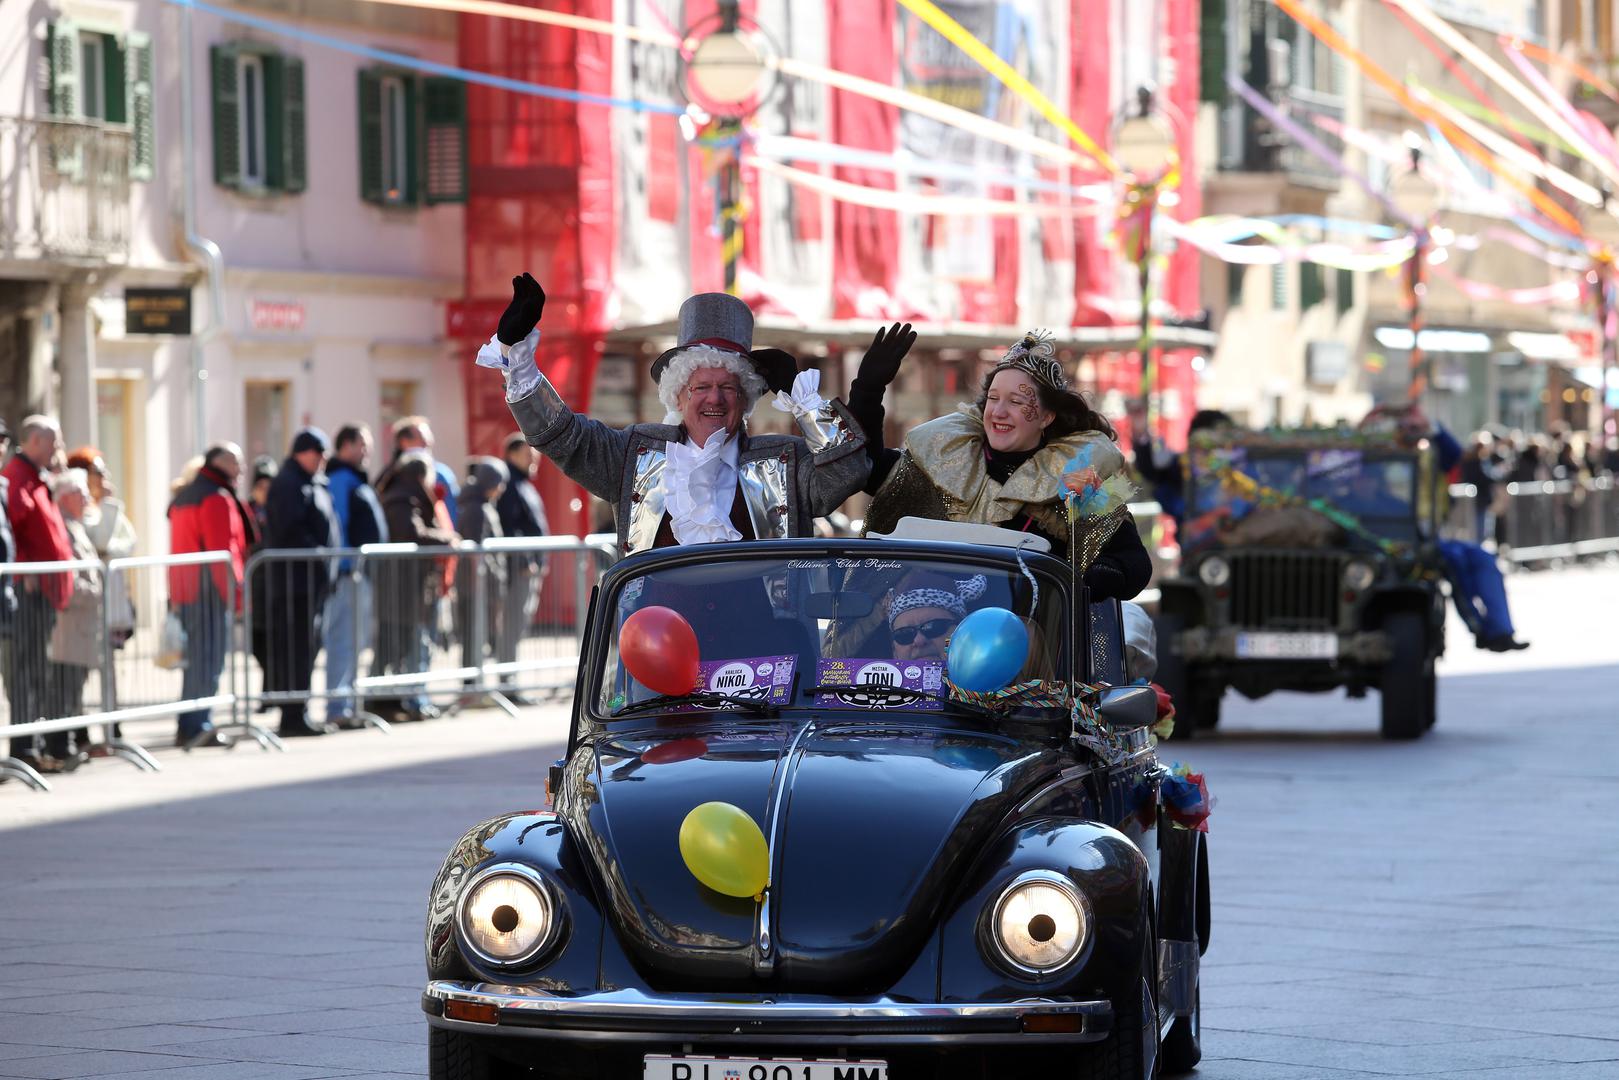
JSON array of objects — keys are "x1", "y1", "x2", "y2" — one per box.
[{"x1": 679, "y1": 802, "x2": 770, "y2": 900}]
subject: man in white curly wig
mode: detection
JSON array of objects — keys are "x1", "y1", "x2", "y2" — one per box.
[{"x1": 476, "y1": 274, "x2": 871, "y2": 555}]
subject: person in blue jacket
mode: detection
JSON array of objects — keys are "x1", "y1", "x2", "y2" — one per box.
[
  {"x1": 1387, "y1": 406, "x2": 1528, "y2": 653},
  {"x1": 324, "y1": 424, "x2": 389, "y2": 727}
]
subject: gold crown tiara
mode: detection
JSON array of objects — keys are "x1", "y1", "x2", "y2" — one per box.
[{"x1": 995, "y1": 329, "x2": 1067, "y2": 392}]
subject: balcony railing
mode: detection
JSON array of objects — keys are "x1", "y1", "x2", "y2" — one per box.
[
  {"x1": 0, "y1": 116, "x2": 131, "y2": 262},
  {"x1": 1216, "y1": 86, "x2": 1345, "y2": 191}
]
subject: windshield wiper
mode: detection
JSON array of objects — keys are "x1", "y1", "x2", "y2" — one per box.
[
  {"x1": 803, "y1": 682, "x2": 998, "y2": 720},
  {"x1": 612, "y1": 691, "x2": 779, "y2": 719}
]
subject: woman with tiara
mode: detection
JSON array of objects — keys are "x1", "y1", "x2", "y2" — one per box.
[{"x1": 848, "y1": 325, "x2": 1152, "y2": 601}]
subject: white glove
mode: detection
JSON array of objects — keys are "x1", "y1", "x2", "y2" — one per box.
[{"x1": 475, "y1": 329, "x2": 543, "y2": 403}]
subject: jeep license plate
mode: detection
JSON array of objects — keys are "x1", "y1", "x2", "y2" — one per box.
[
  {"x1": 1235, "y1": 632, "x2": 1338, "y2": 660},
  {"x1": 643, "y1": 1057, "x2": 887, "y2": 1080}
]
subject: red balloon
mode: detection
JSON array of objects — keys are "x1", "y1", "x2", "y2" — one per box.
[
  {"x1": 641, "y1": 737, "x2": 709, "y2": 765},
  {"x1": 620, "y1": 606, "x2": 700, "y2": 695}
]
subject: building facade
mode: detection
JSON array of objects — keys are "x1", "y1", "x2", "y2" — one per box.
[
  {"x1": 1197, "y1": 0, "x2": 1616, "y2": 437},
  {"x1": 0, "y1": 0, "x2": 468, "y2": 550},
  {"x1": 449, "y1": 0, "x2": 1208, "y2": 538}
]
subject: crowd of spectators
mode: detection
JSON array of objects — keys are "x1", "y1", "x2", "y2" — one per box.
[{"x1": 2, "y1": 413, "x2": 550, "y2": 775}]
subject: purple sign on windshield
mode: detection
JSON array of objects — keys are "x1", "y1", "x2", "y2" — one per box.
[
  {"x1": 672, "y1": 655, "x2": 798, "y2": 711},
  {"x1": 813, "y1": 658, "x2": 945, "y2": 710}
]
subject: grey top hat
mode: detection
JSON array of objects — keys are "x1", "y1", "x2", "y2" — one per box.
[{"x1": 650, "y1": 293, "x2": 796, "y2": 392}]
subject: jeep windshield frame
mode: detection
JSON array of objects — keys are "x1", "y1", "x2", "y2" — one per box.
[
  {"x1": 1184, "y1": 442, "x2": 1424, "y2": 554},
  {"x1": 573, "y1": 540, "x2": 1080, "y2": 743}
]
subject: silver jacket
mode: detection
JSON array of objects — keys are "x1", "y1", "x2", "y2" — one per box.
[{"x1": 507, "y1": 374, "x2": 869, "y2": 555}]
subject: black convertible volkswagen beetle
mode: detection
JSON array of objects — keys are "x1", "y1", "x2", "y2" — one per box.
[{"x1": 422, "y1": 535, "x2": 1211, "y2": 1079}]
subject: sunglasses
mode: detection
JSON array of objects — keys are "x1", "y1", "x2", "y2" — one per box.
[{"x1": 891, "y1": 618, "x2": 955, "y2": 646}]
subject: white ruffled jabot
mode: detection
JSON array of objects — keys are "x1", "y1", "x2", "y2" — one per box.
[{"x1": 664, "y1": 430, "x2": 742, "y2": 545}]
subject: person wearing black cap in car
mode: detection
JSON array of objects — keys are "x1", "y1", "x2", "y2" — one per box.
[{"x1": 264, "y1": 427, "x2": 342, "y2": 737}]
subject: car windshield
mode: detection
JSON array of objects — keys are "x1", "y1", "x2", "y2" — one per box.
[
  {"x1": 589, "y1": 550, "x2": 1073, "y2": 723},
  {"x1": 1186, "y1": 446, "x2": 1419, "y2": 550}
]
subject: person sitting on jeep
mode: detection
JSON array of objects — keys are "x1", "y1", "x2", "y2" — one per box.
[{"x1": 1375, "y1": 405, "x2": 1528, "y2": 653}]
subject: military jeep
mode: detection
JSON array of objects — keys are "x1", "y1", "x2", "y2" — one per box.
[{"x1": 1153, "y1": 432, "x2": 1446, "y2": 740}]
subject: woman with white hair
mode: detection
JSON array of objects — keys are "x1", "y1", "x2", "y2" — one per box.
[
  {"x1": 43, "y1": 469, "x2": 103, "y2": 769},
  {"x1": 477, "y1": 273, "x2": 871, "y2": 555}
]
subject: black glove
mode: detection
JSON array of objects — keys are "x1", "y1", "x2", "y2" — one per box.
[
  {"x1": 853, "y1": 322, "x2": 916, "y2": 392},
  {"x1": 496, "y1": 272, "x2": 546, "y2": 346}
]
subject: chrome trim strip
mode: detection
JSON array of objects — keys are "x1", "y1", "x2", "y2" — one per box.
[
  {"x1": 1158, "y1": 938, "x2": 1199, "y2": 1019},
  {"x1": 755, "y1": 718, "x2": 819, "y2": 968},
  {"x1": 424, "y1": 981, "x2": 1109, "y2": 1023}
]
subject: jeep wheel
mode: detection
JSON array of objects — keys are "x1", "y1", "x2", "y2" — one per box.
[
  {"x1": 1378, "y1": 612, "x2": 1429, "y2": 741},
  {"x1": 1152, "y1": 615, "x2": 1204, "y2": 739},
  {"x1": 429, "y1": 1027, "x2": 515, "y2": 1080}
]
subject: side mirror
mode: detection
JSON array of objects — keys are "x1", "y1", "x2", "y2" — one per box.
[{"x1": 1096, "y1": 685, "x2": 1157, "y2": 731}]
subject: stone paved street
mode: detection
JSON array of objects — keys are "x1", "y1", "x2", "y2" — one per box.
[{"x1": 0, "y1": 566, "x2": 1615, "y2": 1079}]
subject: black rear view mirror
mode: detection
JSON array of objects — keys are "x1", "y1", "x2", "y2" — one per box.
[
  {"x1": 803, "y1": 592, "x2": 876, "y2": 620},
  {"x1": 1096, "y1": 685, "x2": 1156, "y2": 731}
]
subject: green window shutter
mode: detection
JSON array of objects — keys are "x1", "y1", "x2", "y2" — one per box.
[
  {"x1": 211, "y1": 44, "x2": 241, "y2": 190},
  {"x1": 1271, "y1": 263, "x2": 1288, "y2": 310},
  {"x1": 422, "y1": 76, "x2": 467, "y2": 204},
  {"x1": 127, "y1": 33, "x2": 153, "y2": 180},
  {"x1": 1335, "y1": 266, "x2": 1355, "y2": 316},
  {"x1": 403, "y1": 76, "x2": 419, "y2": 204},
  {"x1": 263, "y1": 55, "x2": 286, "y2": 191},
  {"x1": 47, "y1": 21, "x2": 79, "y2": 118},
  {"x1": 103, "y1": 36, "x2": 127, "y2": 123},
  {"x1": 358, "y1": 69, "x2": 383, "y2": 205},
  {"x1": 1227, "y1": 261, "x2": 1245, "y2": 306},
  {"x1": 1300, "y1": 261, "x2": 1325, "y2": 311},
  {"x1": 282, "y1": 56, "x2": 307, "y2": 193},
  {"x1": 1200, "y1": 0, "x2": 1225, "y2": 104}
]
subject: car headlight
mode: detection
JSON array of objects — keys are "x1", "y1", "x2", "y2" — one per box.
[
  {"x1": 1197, "y1": 556, "x2": 1231, "y2": 588},
  {"x1": 456, "y1": 864, "x2": 558, "y2": 967},
  {"x1": 989, "y1": 871, "x2": 1090, "y2": 976},
  {"x1": 1342, "y1": 560, "x2": 1376, "y2": 591}
]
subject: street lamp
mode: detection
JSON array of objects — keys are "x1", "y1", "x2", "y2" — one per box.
[
  {"x1": 680, "y1": 1, "x2": 778, "y2": 296},
  {"x1": 1114, "y1": 86, "x2": 1178, "y2": 442},
  {"x1": 1389, "y1": 131, "x2": 1437, "y2": 406}
]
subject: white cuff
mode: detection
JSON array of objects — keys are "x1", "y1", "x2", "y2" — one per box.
[
  {"x1": 770, "y1": 369, "x2": 827, "y2": 418},
  {"x1": 476, "y1": 329, "x2": 543, "y2": 403}
]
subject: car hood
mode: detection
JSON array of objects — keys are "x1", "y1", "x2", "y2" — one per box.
[{"x1": 562, "y1": 718, "x2": 1071, "y2": 991}]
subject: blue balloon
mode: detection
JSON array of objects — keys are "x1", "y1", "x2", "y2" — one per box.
[{"x1": 946, "y1": 607, "x2": 1028, "y2": 693}]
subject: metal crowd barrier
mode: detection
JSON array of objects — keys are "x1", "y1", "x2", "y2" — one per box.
[
  {"x1": 1, "y1": 539, "x2": 612, "y2": 794},
  {"x1": 1445, "y1": 477, "x2": 1619, "y2": 563},
  {"x1": 0, "y1": 551, "x2": 243, "y2": 791},
  {"x1": 228, "y1": 537, "x2": 614, "y2": 748}
]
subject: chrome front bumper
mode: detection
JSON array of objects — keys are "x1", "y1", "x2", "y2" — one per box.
[{"x1": 423, "y1": 982, "x2": 1112, "y2": 1045}]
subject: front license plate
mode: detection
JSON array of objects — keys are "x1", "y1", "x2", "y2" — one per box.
[
  {"x1": 643, "y1": 1056, "x2": 888, "y2": 1080},
  {"x1": 1235, "y1": 632, "x2": 1338, "y2": 660}
]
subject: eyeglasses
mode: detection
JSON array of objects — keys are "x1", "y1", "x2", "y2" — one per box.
[{"x1": 891, "y1": 618, "x2": 956, "y2": 646}]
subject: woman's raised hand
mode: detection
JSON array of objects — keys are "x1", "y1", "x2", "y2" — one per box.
[{"x1": 855, "y1": 322, "x2": 918, "y2": 390}]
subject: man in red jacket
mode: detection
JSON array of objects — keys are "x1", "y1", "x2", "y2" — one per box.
[
  {"x1": 167, "y1": 442, "x2": 251, "y2": 747},
  {"x1": 3, "y1": 415, "x2": 72, "y2": 771}
]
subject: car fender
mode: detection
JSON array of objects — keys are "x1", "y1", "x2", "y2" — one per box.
[
  {"x1": 934, "y1": 817, "x2": 1152, "y2": 1004},
  {"x1": 425, "y1": 811, "x2": 606, "y2": 989}
]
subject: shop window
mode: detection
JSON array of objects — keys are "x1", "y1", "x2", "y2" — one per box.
[{"x1": 380, "y1": 380, "x2": 419, "y2": 434}]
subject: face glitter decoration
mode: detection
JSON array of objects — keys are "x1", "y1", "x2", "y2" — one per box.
[{"x1": 983, "y1": 369, "x2": 1055, "y2": 453}]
